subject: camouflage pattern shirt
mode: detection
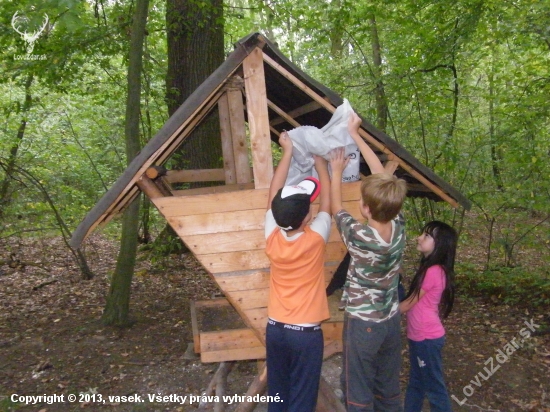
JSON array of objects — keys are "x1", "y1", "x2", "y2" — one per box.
[{"x1": 334, "y1": 210, "x2": 406, "y2": 322}]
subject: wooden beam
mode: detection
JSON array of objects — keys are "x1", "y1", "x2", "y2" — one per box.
[
  {"x1": 262, "y1": 53, "x2": 459, "y2": 208},
  {"x1": 200, "y1": 328, "x2": 264, "y2": 354},
  {"x1": 190, "y1": 301, "x2": 200, "y2": 353},
  {"x1": 171, "y1": 182, "x2": 255, "y2": 197},
  {"x1": 201, "y1": 346, "x2": 265, "y2": 363},
  {"x1": 154, "y1": 181, "x2": 360, "y2": 218},
  {"x1": 164, "y1": 203, "x2": 360, "y2": 238},
  {"x1": 233, "y1": 364, "x2": 267, "y2": 412},
  {"x1": 317, "y1": 377, "x2": 346, "y2": 412},
  {"x1": 182, "y1": 225, "x2": 343, "y2": 255},
  {"x1": 229, "y1": 288, "x2": 268, "y2": 310},
  {"x1": 194, "y1": 297, "x2": 232, "y2": 309},
  {"x1": 218, "y1": 93, "x2": 238, "y2": 184},
  {"x1": 145, "y1": 165, "x2": 167, "y2": 179},
  {"x1": 270, "y1": 101, "x2": 322, "y2": 126},
  {"x1": 166, "y1": 168, "x2": 226, "y2": 183},
  {"x1": 197, "y1": 241, "x2": 347, "y2": 274},
  {"x1": 227, "y1": 86, "x2": 252, "y2": 184},
  {"x1": 136, "y1": 175, "x2": 164, "y2": 199},
  {"x1": 243, "y1": 47, "x2": 273, "y2": 189},
  {"x1": 267, "y1": 99, "x2": 301, "y2": 129},
  {"x1": 263, "y1": 53, "x2": 334, "y2": 114},
  {"x1": 213, "y1": 267, "x2": 338, "y2": 294}
]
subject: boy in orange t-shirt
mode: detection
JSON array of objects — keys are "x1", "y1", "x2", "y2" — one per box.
[{"x1": 264, "y1": 131, "x2": 331, "y2": 412}]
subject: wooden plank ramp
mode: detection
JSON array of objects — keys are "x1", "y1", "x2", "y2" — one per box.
[{"x1": 152, "y1": 180, "x2": 362, "y2": 357}]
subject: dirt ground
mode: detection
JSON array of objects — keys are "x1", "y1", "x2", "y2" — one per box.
[{"x1": 0, "y1": 234, "x2": 549, "y2": 412}]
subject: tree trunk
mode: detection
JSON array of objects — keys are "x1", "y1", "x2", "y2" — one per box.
[
  {"x1": 102, "y1": 0, "x2": 149, "y2": 327},
  {"x1": 102, "y1": 197, "x2": 140, "y2": 326},
  {"x1": 166, "y1": 0, "x2": 224, "y2": 171},
  {"x1": 155, "y1": 0, "x2": 224, "y2": 254},
  {"x1": 488, "y1": 61, "x2": 503, "y2": 191},
  {"x1": 369, "y1": 14, "x2": 388, "y2": 132}
]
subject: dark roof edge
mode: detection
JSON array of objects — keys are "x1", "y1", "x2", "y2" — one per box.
[
  {"x1": 69, "y1": 38, "x2": 258, "y2": 249},
  {"x1": 71, "y1": 32, "x2": 470, "y2": 250},
  {"x1": 260, "y1": 35, "x2": 471, "y2": 210}
]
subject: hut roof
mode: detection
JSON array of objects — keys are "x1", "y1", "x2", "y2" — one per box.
[{"x1": 70, "y1": 32, "x2": 470, "y2": 249}]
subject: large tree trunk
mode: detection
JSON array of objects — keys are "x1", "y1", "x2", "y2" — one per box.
[
  {"x1": 166, "y1": 0, "x2": 224, "y2": 171},
  {"x1": 155, "y1": 0, "x2": 224, "y2": 253},
  {"x1": 102, "y1": 0, "x2": 149, "y2": 327}
]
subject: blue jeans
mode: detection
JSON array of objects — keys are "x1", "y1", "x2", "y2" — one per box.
[
  {"x1": 341, "y1": 313, "x2": 402, "y2": 412},
  {"x1": 266, "y1": 322, "x2": 324, "y2": 412},
  {"x1": 404, "y1": 337, "x2": 452, "y2": 412}
]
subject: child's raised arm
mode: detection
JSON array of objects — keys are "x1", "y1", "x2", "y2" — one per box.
[
  {"x1": 313, "y1": 155, "x2": 330, "y2": 216},
  {"x1": 348, "y1": 112, "x2": 385, "y2": 175},
  {"x1": 267, "y1": 132, "x2": 293, "y2": 210}
]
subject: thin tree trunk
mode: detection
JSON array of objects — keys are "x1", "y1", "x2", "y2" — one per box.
[
  {"x1": 488, "y1": 68, "x2": 503, "y2": 191},
  {"x1": 102, "y1": 0, "x2": 149, "y2": 327},
  {"x1": 370, "y1": 14, "x2": 388, "y2": 132}
]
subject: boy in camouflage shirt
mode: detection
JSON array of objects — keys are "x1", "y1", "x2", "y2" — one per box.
[{"x1": 329, "y1": 112, "x2": 408, "y2": 412}]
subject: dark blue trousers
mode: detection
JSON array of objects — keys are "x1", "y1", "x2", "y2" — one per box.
[
  {"x1": 404, "y1": 337, "x2": 452, "y2": 412},
  {"x1": 266, "y1": 322, "x2": 324, "y2": 412}
]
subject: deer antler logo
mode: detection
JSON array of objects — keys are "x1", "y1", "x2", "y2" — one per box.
[{"x1": 11, "y1": 11, "x2": 49, "y2": 54}]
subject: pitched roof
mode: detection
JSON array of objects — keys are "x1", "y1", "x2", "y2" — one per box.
[{"x1": 70, "y1": 32, "x2": 470, "y2": 249}]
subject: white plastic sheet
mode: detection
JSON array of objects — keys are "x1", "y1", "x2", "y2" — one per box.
[{"x1": 285, "y1": 99, "x2": 360, "y2": 185}]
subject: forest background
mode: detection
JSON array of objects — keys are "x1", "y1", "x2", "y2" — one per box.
[
  {"x1": 2, "y1": 0, "x2": 548, "y2": 304},
  {"x1": 0, "y1": 0, "x2": 549, "y2": 395}
]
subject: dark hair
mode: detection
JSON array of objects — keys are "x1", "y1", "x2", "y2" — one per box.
[
  {"x1": 271, "y1": 190, "x2": 310, "y2": 230},
  {"x1": 406, "y1": 221, "x2": 457, "y2": 318}
]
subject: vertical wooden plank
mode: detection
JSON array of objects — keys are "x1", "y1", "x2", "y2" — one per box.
[
  {"x1": 190, "y1": 301, "x2": 200, "y2": 353},
  {"x1": 218, "y1": 93, "x2": 237, "y2": 184},
  {"x1": 227, "y1": 88, "x2": 252, "y2": 184},
  {"x1": 243, "y1": 47, "x2": 273, "y2": 189}
]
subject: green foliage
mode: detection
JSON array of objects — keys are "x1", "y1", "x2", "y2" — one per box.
[
  {"x1": 0, "y1": 0, "x2": 547, "y2": 307},
  {"x1": 0, "y1": 396, "x2": 20, "y2": 411},
  {"x1": 457, "y1": 263, "x2": 550, "y2": 307}
]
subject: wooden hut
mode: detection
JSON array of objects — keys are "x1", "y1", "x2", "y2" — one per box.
[{"x1": 70, "y1": 32, "x2": 470, "y2": 410}]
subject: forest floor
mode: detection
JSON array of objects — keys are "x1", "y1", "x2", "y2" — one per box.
[{"x1": 0, "y1": 232, "x2": 549, "y2": 412}]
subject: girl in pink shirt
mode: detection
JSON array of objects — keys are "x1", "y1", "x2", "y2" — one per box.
[{"x1": 400, "y1": 221, "x2": 458, "y2": 412}]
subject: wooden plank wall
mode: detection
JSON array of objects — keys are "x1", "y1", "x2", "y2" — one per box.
[{"x1": 152, "y1": 181, "x2": 363, "y2": 354}]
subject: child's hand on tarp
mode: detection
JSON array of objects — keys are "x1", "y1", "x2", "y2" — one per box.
[{"x1": 278, "y1": 131, "x2": 293, "y2": 153}]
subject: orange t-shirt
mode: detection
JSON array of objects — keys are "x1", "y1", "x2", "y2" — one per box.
[{"x1": 265, "y1": 226, "x2": 330, "y2": 324}]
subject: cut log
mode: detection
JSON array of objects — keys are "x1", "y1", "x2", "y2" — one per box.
[
  {"x1": 214, "y1": 361, "x2": 234, "y2": 412},
  {"x1": 198, "y1": 361, "x2": 234, "y2": 411},
  {"x1": 233, "y1": 363, "x2": 267, "y2": 412},
  {"x1": 136, "y1": 175, "x2": 164, "y2": 199},
  {"x1": 145, "y1": 165, "x2": 167, "y2": 179},
  {"x1": 316, "y1": 376, "x2": 345, "y2": 412}
]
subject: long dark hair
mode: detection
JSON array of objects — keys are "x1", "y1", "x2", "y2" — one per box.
[{"x1": 406, "y1": 221, "x2": 458, "y2": 318}]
